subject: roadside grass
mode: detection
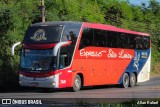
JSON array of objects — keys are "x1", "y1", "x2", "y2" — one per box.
[{"x1": 151, "y1": 62, "x2": 160, "y2": 76}]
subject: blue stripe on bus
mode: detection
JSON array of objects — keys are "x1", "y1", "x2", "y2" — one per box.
[{"x1": 118, "y1": 49, "x2": 150, "y2": 84}]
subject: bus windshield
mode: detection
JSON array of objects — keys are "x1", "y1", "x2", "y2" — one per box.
[{"x1": 20, "y1": 48, "x2": 56, "y2": 71}]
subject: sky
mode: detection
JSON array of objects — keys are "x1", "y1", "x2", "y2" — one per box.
[{"x1": 129, "y1": 0, "x2": 160, "y2": 6}]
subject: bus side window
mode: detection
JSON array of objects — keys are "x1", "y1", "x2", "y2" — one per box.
[
  {"x1": 79, "y1": 28, "x2": 94, "y2": 49},
  {"x1": 117, "y1": 33, "x2": 129, "y2": 49},
  {"x1": 59, "y1": 54, "x2": 68, "y2": 69},
  {"x1": 123, "y1": 34, "x2": 129, "y2": 48},
  {"x1": 61, "y1": 25, "x2": 80, "y2": 45},
  {"x1": 135, "y1": 36, "x2": 143, "y2": 50},
  {"x1": 94, "y1": 29, "x2": 106, "y2": 47},
  {"x1": 106, "y1": 31, "x2": 117, "y2": 48},
  {"x1": 129, "y1": 34, "x2": 136, "y2": 49},
  {"x1": 142, "y1": 36, "x2": 150, "y2": 50}
]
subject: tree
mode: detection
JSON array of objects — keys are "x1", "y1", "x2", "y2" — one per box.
[{"x1": 0, "y1": 0, "x2": 40, "y2": 88}]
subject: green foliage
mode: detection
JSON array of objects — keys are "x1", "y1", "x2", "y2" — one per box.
[
  {"x1": 0, "y1": 0, "x2": 40, "y2": 88},
  {"x1": 0, "y1": 0, "x2": 160, "y2": 89},
  {"x1": 45, "y1": 0, "x2": 105, "y2": 23}
]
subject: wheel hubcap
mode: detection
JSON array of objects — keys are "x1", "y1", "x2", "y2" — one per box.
[
  {"x1": 124, "y1": 76, "x2": 129, "y2": 86},
  {"x1": 131, "y1": 76, "x2": 135, "y2": 85},
  {"x1": 74, "y1": 78, "x2": 80, "y2": 89}
]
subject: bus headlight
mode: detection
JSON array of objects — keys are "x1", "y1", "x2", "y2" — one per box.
[
  {"x1": 48, "y1": 75, "x2": 54, "y2": 79},
  {"x1": 50, "y1": 82, "x2": 55, "y2": 85},
  {"x1": 19, "y1": 74, "x2": 24, "y2": 77}
]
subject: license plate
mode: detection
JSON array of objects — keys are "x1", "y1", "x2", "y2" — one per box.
[{"x1": 31, "y1": 82, "x2": 38, "y2": 87}]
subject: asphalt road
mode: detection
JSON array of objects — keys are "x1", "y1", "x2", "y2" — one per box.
[{"x1": 0, "y1": 76, "x2": 160, "y2": 104}]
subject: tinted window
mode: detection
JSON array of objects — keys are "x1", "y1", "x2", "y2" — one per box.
[
  {"x1": 61, "y1": 25, "x2": 81, "y2": 45},
  {"x1": 106, "y1": 31, "x2": 117, "y2": 48},
  {"x1": 79, "y1": 28, "x2": 94, "y2": 49},
  {"x1": 128, "y1": 34, "x2": 136, "y2": 49},
  {"x1": 79, "y1": 27, "x2": 150, "y2": 50},
  {"x1": 142, "y1": 36, "x2": 150, "y2": 50},
  {"x1": 94, "y1": 29, "x2": 106, "y2": 47},
  {"x1": 61, "y1": 25, "x2": 81, "y2": 64},
  {"x1": 117, "y1": 33, "x2": 129, "y2": 48},
  {"x1": 128, "y1": 35, "x2": 150, "y2": 50},
  {"x1": 135, "y1": 36, "x2": 143, "y2": 49},
  {"x1": 23, "y1": 26, "x2": 63, "y2": 44}
]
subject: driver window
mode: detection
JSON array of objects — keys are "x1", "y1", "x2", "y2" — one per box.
[
  {"x1": 59, "y1": 53, "x2": 68, "y2": 69},
  {"x1": 58, "y1": 46, "x2": 71, "y2": 69}
]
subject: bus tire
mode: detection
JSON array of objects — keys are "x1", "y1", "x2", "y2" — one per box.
[
  {"x1": 73, "y1": 75, "x2": 81, "y2": 92},
  {"x1": 121, "y1": 73, "x2": 129, "y2": 88},
  {"x1": 129, "y1": 73, "x2": 136, "y2": 87}
]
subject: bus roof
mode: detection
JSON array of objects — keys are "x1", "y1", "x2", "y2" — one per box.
[
  {"x1": 31, "y1": 21, "x2": 150, "y2": 36},
  {"x1": 83, "y1": 22, "x2": 150, "y2": 36},
  {"x1": 31, "y1": 21, "x2": 82, "y2": 27}
]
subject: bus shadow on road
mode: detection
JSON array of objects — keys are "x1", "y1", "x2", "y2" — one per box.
[
  {"x1": 39, "y1": 84, "x2": 124, "y2": 93},
  {"x1": 81, "y1": 84, "x2": 122, "y2": 90},
  {"x1": 0, "y1": 84, "x2": 139, "y2": 93}
]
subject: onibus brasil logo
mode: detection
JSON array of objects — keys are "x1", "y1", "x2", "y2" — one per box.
[{"x1": 1, "y1": 99, "x2": 42, "y2": 105}]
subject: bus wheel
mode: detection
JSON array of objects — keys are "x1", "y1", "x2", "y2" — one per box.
[
  {"x1": 73, "y1": 75, "x2": 81, "y2": 92},
  {"x1": 121, "y1": 73, "x2": 129, "y2": 88},
  {"x1": 129, "y1": 73, "x2": 136, "y2": 87}
]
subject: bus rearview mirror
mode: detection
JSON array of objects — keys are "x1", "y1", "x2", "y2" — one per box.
[{"x1": 11, "y1": 42, "x2": 21, "y2": 55}]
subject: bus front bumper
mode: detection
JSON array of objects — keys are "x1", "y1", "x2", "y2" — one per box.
[{"x1": 19, "y1": 74, "x2": 59, "y2": 88}]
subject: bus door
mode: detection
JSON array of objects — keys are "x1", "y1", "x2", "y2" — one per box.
[{"x1": 57, "y1": 46, "x2": 72, "y2": 88}]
